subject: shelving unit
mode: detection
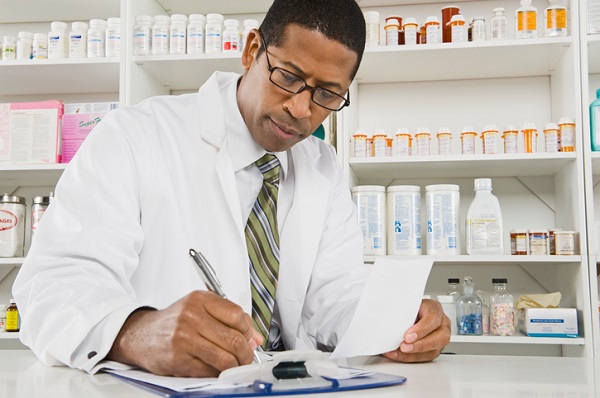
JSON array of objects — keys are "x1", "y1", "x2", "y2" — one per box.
[{"x1": 0, "y1": 0, "x2": 598, "y2": 359}]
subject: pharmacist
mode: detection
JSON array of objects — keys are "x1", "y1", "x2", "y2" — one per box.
[{"x1": 13, "y1": 0, "x2": 450, "y2": 377}]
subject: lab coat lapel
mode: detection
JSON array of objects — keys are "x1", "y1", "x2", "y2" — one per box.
[{"x1": 278, "y1": 145, "x2": 330, "y2": 347}]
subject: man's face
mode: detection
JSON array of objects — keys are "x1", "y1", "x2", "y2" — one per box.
[{"x1": 237, "y1": 24, "x2": 358, "y2": 153}]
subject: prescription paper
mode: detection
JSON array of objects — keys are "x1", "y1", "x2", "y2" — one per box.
[{"x1": 330, "y1": 257, "x2": 434, "y2": 359}]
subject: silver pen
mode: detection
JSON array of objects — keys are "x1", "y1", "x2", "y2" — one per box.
[{"x1": 188, "y1": 248, "x2": 262, "y2": 364}]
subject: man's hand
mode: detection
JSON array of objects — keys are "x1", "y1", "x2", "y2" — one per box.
[
  {"x1": 383, "y1": 299, "x2": 451, "y2": 363},
  {"x1": 107, "y1": 290, "x2": 263, "y2": 377}
]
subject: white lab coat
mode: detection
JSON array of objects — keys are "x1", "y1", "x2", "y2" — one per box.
[{"x1": 13, "y1": 72, "x2": 369, "y2": 373}]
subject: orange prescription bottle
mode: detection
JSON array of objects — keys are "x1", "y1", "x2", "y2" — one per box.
[
  {"x1": 558, "y1": 117, "x2": 575, "y2": 152},
  {"x1": 522, "y1": 123, "x2": 538, "y2": 153}
]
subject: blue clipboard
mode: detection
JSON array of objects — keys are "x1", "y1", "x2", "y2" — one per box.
[{"x1": 110, "y1": 371, "x2": 407, "y2": 397}]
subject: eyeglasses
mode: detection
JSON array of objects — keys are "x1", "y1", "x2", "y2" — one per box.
[{"x1": 259, "y1": 32, "x2": 350, "y2": 112}]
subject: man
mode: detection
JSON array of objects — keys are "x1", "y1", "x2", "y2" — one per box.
[{"x1": 13, "y1": 0, "x2": 450, "y2": 377}]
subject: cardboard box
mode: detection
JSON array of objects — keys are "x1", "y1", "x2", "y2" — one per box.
[
  {"x1": 518, "y1": 308, "x2": 578, "y2": 338},
  {"x1": 61, "y1": 112, "x2": 108, "y2": 163},
  {"x1": 64, "y1": 102, "x2": 119, "y2": 114},
  {"x1": 0, "y1": 100, "x2": 63, "y2": 164}
]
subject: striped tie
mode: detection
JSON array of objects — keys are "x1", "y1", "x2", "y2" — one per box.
[{"x1": 245, "y1": 154, "x2": 281, "y2": 349}]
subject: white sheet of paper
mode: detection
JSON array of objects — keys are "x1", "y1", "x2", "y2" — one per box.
[
  {"x1": 106, "y1": 369, "x2": 244, "y2": 392},
  {"x1": 329, "y1": 257, "x2": 434, "y2": 359}
]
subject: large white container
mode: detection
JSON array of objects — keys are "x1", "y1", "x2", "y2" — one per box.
[
  {"x1": 387, "y1": 185, "x2": 421, "y2": 255},
  {"x1": 352, "y1": 185, "x2": 386, "y2": 256},
  {"x1": 466, "y1": 178, "x2": 503, "y2": 255},
  {"x1": 426, "y1": 184, "x2": 460, "y2": 255}
]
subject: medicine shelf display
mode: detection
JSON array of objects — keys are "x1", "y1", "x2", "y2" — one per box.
[{"x1": 0, "y1": 0, "x2": 598, "y2": 358}]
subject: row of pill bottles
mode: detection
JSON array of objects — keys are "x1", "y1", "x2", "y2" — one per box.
[{"x1": 511, "y1": 229, "x2": 576, "y2": 255}]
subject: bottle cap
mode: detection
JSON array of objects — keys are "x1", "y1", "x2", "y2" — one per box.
[
  {"x1": 448, "y1": 278, "x2": 460, "y2": 284},
  {"x1": 522, "y1": 122, "x2": 537, "y2": 131},
  {"x1": 558, "y1": 116, "x2": 574, "y2": 125},
  {"x1": 483, "y1": 124, "x2": 498, "y2": 132},
  {"x1": 416, "y1": 127, "x2": 430, "y2": 134},
  {"x1": 363, "y1": 11, "x2": 380, "y2": 24},
  {"x1": 89, "y1": 19, "x2": 108, "y2": 27},
  {"x1": 206, "y1": 13, "x2": 224, "y2": 21},
  {"x1": 9, "y1": 299, "x2": 16, "y2": 304},
  {"x1": 243, "y1": 19, "x2": 259, "y2": 28},
  {"x1": 425, "y1": 16, "x2": 440, "y2": 23},
  {"x1": 50, "y1": 21, "x2": 68, "y2": 31},
  {"x1": 71, "y1": 21, "x2": 89, "y2": 31},
  {"x1": 18, "y1": 31, "x2": 34, "y2": 39},
  {"x1": 474, "y1": 178, "x2": 492, "y2": 190},
  {"x1": 396, "y1": 127, "x2": 409, "y2": 135},
  {"x1": 493, "y1": 7, "x2": 505, "y2": 13},
  {"x1": 450, "y1": 15, "x2": 465, "y2": 23},
  {"x1": 135, "y1": 15, "x2": 153, "y2": 24},
  {"x1": 224, "y1": 19, "x2": 240, "y2": 27},
  {"x1": 107, "y1": 17, "x2": 121, "y2": 25},
  {"x1": 403, "y1": 17, "x2": 418, "y2": 27},
  {"x1": 492, "y1": 278, "x2": 508, "y2": 284},
  {"x1": 170, "y1": 14, "x2": 188, "y2": 22},
  {"x1": 153, "y1": 15, "x2": 170, "y2": 24},
  {"x1": 504, "y1": 124, "x2": 518, "y2": 132},
  {"x1": 544, "y1": 122, "x2": 559, "y2": 131},
  {"x1": 462, "y1": 125, "x2": 476, "y2": 133},
  {"x1": 438, "y1": 126, "x2": 452, "y2": 134},
  {"x1": 189, "y1": 14, "x2": 206, "y2": 22},
  {"x1": 597, "y1": 88, "x2": 600, "y2": 97}
]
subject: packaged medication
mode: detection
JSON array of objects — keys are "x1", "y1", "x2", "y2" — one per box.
[
  {"x1": 450, "y1": 15, "x2": 466, "y2": 43},
  {"x1": 461, "y1": 127, "x2": 477, "y2": 154},
  {"x1": 2, "y1": 36, "x2": 16, "y2": 60},
  {"x1": 205, "y1": 13, "x2": 224, "y2": 53},
  {"x1": 105, "y1": 18, "x2": 121, "y2": 57},
  {"x1": 516, "y1": 0, "x2": 538, "y2": 39},
  {"x1": 510, "y1": 229, "x2": 529, "y2": 255},
  {"x1": 529, "y1": 229, "x2": 549, "y2": 255},
  {"x1": 87, "y1": 19, "x2": 107, "y2": 58},
  {"x1": 456, "y1": 276, "x2": 483, "y2": 335},
  {"x1": 385, "y1": 19, "x2": 400, "y2": 46},
  {"x1": 373, "y1": 130, "x2": 387, "y2": 157},
  {"x1": 490, "y1": 278, "x2": 515, "y2": 336},
  {"x1": 481, "y1": 125, "x2": 500, "y2": 154},
  {"x1": 394, "y1": 129, "x2": 411, "y2": 156},
  {"x1": 558, "y1": 117, "x2": 575, "y2": 152},
  {"x1": 591, "y1": 0, "x2": 600, "y2": 33},
  {"x1": 414, "y1": 128, "x2": 431, "y2": 156},
  {"x1": 133, "y1": 15, "x2": 153, "y2": 56},
  {"x1": 441, "y1": 5, "x2": 460, "y2": 43},
  {"x1": 519, "y1": 308, "x2": 578, "y2": 337},
  {"x1": 471, "y1": 17, "x2": 486, "y2": 41},
  {"x1": 386, "y1": 185, "x2": 421, "y2": 255},
  {"x1": 425, "y1": 16, "x2": 440, "y2": 44},
  {"x1": 553, "y1": 230, "x2": 575, "y2": 255},
  {"x1": 169, "y1": 14, "x2": 188, "y2": 55},
  {"x1": 502, "y1": 125, "x2": 519, "y2": 154},
  {"x1": 32, "y1": 33, "x2": 48, "y2": 59},
  {"x1": 152, "y1": 15, "x2": 170, "y2": 55},
  {"x1": 48, "y1": 21, "x2": 68, "y2": 59},
  {"x1": 0, "y1": 195, "x2": 26, "y2": 257},
  {"x1": 69, "y1": 21, "x2": 88, "y2": 59},
  {"x1": 426, "y1": 184, "x2": 460, "y2": 255},
  {"x1": 491, "y1": 8, "x2": 508, "y2": 40},
  {"x1": 352, "y1": 186, "x2": 386, "y2": 255},
  {"x1": 403, "y1": 18, "x2": 419, "y2": 45},
  {"x1": 222, "y1": 19, "x2": 241, "y2": 53},
  {"x1": 17, "y1": 32, "x2": 33, "y2": 60},
  {"x1": 5, "y1": 300, "x2": 19, "y2": 332},
  {"x1": 466, "y1": 178, "x2": 503, "y2": 255},
  {"x1": 545, "y1": 0, "x2": 567, "y2": 37},
  {"x1": 522, "y1": 123, "x2": 538, "y2": 153},
  {"x1": 187, "y1": 14, "x2": 206, "y2": 54},
  {"x1": 364, "y1": 11, "x2": 380, "y2": 46},
  {"x1": 437, "y1": 127, "x2": 452, "y2": 155},
  {"x1": 352, "y1": 131, "x2": 368, "y2": 157},
  {"x1": 544, "y1": 123, "x2": 560, "y2": 152}
]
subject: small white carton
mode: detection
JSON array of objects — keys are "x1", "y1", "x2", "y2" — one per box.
[{"x1": 518, "y1": 308, "x2": 578, "y2": 338}]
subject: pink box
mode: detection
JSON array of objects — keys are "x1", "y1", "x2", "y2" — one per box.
[
  {"x1": 61, "y1": 113, "x2": 106, "y2": 140},
  {"x1": 61, "y1": 139, "x2": 86, "y2": 163}
]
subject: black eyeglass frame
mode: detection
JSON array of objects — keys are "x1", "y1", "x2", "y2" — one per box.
[{"x1": 258, "y1": 31, "x2": 351, "y2": 112}]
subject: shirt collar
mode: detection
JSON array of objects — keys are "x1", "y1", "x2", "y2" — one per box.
[{"x1": 224, "y1": 77, "x2": 288, "y2": 178}]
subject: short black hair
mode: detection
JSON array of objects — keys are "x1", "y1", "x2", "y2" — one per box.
[{"x1": 259, "y1": 0, "x2": 366, "y2": 80}]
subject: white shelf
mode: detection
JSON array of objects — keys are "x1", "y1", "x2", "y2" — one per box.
[
  {"x1": 450, "y1": 335, "x2": 584, "y2": 345},
  {"x1": 356, "y1": 38, "x2": 572, "y2": 83},
  {"x1": 153, "y1": 0, "x2": 273, "y2": 15},
  {"x1": 0, "y1": 258, "x2": 24, "y2": 267},
  {"x1": 364, "y1": 255, "x2": 582, "y2": 264},
  {"x1": 588, "y1": 35, "x2": 600, "y2": 74},
  {"x1": 134, "y1": 53, "x2": 244, "y2": 91},
  {"x1": 0, "y1": 164, "x2": 66, "y2": 186},
  {"x1": 0, "y1": 58, "x2": 120, "y2": 96},
  {"x1": 349, "y1": 152, "x2": 576, "y2": 180},
  {"x1": 0, "y1": 0, "x2": 120, "y2": 23},
  {"x1": 0, "y1": 332, "x2": 20, "y2": 340}
]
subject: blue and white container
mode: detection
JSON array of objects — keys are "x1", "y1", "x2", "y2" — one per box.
[
  {"x1": 387, "y1": 185, "x2": 421, "y2": 255},
  {"x1": 426, "y1": 184, "x2": 460, "y2": 255},
  {"x1": 352, "y1": 185, "x2": 386, "y2": 256}
]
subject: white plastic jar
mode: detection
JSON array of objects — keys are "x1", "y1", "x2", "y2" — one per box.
[
  {"x1": 364, "y1": 11, "x2": 380, "y2": 46},
  {"x1": 387, "y1": 185, "x2": 421, "y2": 255},
  {"x1": 16, "y1": 31, "x2": 33, "y2": 60},
  {"x1": 87, "y1": 19, "x2": 107, "y2": 58},
  {"x1": 69, "y1": 21, "x2": 88, "y2": 58},
  {"x1": 133, "y1": 15, "x2": 153, "y2": 55},
  {"x1": 205, "y1": 13, "x2": 224, "y2": 53},
  {"x1": 169, "y1": 14, "x2": 188, "y2": 55},
  {"x1": 241, "y1": 19, "x2": 259, "y2": 51},
  {"x1": 0, "y1": 194, "x2": 26, "y2": 257},
  {"x1": 105, "y1": 17, "x2": 121, "y2": 57},
  {"x1": 32, "y1": 33, "x2": 48, "y2": 59},
  {"x1": 352, "y1": 185, "x2": 386, "y2": 256},
  {"x1": 187, "y1": 14, "x2": 206, "y2": 54},
  {"x1": 152, "y1": 14, "x2": 170, "y2": 55},
  {"x1": 48, "y1": 21, "x2": 68, "y2": 59},
  {"x1": 2, "y1": 36, "x2": 16, "y2": 60},
  {"x1": 426, "y1": 184, "x2": 460, "y2": 255},
  {"x1": 222, "y1": 19, "x2": 241, "y2": 52}
]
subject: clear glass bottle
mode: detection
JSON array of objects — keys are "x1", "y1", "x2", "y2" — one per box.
[
  {"x1": 516, "y1": 0, "x2": 538, "y2": 39},
  {"x1": 447, "y1": 278, "x2": 462, "y2": 301},
  {"x1": 476, "y1": 290, "x2": 491, "y2": 335},
  {"x1": 456, "y1": 276, "x2": 483, "y2": 335},
  {"x1": 471, "y1": 17, "x2": 486, "y2": 41},
  {"x1": 490, "y1": 278, "x2": 515, "y2": 336},
  {"x1": 491, "y1": 7, "x2": 508, "y2": 40},
  {"x1": 6, "y1": 299, "x2": 19, "y2": 332}
]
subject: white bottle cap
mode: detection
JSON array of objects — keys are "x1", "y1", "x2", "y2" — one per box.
[
  {"x1": 462, "y1": 125, "x2": 476, "y2": 133},
  {"x1": 474, "y1": 178, "x2": 492, "y2": 190},
  {"x1": 450, "y1": 15, "x2": 465, "y2": 23},
  {"x1": 474, "y1": 16, "x2": 485, "y2": 22},
  {"x1": 9, "y1": 299, "x2": 16, "y2": 304},
  {"x1": 189, "y1": 14, "x2": 206, "y2": 22},
  {"x1": 403, "y1": 17, "x2": 418, "y2": 27},
  {"x1": 153, "y1": 15, "x2": 170, "y2": 24},
  {"x1": 170, "y1": 14, "x2": 188, "y2": 22},
  {"x1": 558, "y1": 116, "x2": 574, "y2": 125},
  {"x1": 224, "y1": 19, "x2": 239, "y2": 27},
  {"x1": 135, "y1": 15, "x2": 153, "y2": 23},
  {"x1": 206, "y1": 13, "x2": 225, "y2": 21},
  {"x1": 437, "y1": 295, "x2": 454, "y2": 303},
  {"x1": 416, "y1": 127, "x2": 430, "y2": 134},
  {"x1": 504, "y1": 124, "x2": 518, "y2": 132},
  {"x1": 545, "y1": 122, "x2": 559, "y2": 131},
  {"x1": 51, "y1": 21, "x2": 68, "y2": 31},
  {"x1": 438, "y1": 126, "x2": 452, "y2": 134},
  {"x1": 71, "y1": 21, "x2": 89, "y2": 31},
  {"x1": 363, "y1": 11, "x2": 381, "y2": 23},
  {"x1": 107, "y1": 17, "x2": 121, "y2": 25},
  {"x1": 89, "y1": 19, "x2": 107, "y2": 28},
  {"x1": 493, "y1": 7, "x2": 505, "y2": 13},
  {"x1": 18, "y1": 31, "x2": 34, "y2": 39},
  {"x1": 33, "y1": 33, "x2": 47, "y2": 41},
  {"x1": 425, "y1": 16, "x2": 440, "y2": 23},
  {"x1": 483, "y1": 124, "x2": 498, "y2": 132},
  {"x1": 243, "y1": 19, "x2": 259, "y2": 28},
  {"x1": 522, "y1": 122, "x2": 537, "y2": 131}
]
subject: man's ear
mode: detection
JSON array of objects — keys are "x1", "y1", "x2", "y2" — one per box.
[{"x1": 241, "y1": 29, "x2": 261, "y2": 71}]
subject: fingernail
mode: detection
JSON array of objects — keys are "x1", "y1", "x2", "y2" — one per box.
[
  {"x1": 248, "y1": 339, "x2": 259, "y2": 350},
  {"x1": 405, "y1": 332, "x2": 418, "y2": 343},
  {"x1": 401, "y1": 343, "x2": 414, "y2": 353},
  {"x1": 385, "y1": 351, "x2": 398, "y2": 360}
]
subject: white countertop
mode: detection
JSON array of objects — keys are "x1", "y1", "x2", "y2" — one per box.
[{"x1": 0, "y1": 350, "x2": 598, "y2": 397}]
